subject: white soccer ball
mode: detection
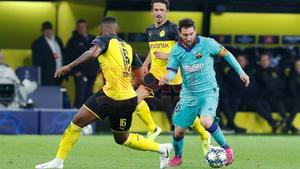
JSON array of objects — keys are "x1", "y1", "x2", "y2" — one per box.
[
  {"x1": 205, "y1": 146, "x2": 227, "y2": 168},
  {"x1": 82, "y1": 124, "x2": 93, "y2": 135}
]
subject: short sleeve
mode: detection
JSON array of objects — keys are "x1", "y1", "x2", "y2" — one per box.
[
  {"x1": 167, "y1": 47, "x2": 180, "y2": 71},
  {"x1": 91, "y1": 36, "x2": 111, "y2": 54},
  {"x1": 208, "y1": 38, "x2": 227, "y2": 57},
  {"x1": 170, "y1": 24, "x2": 180, "y2": 41},
  {"x1": 146, "y1": 26, "x2": 151, "y2": 42},
  {"x1": 131, "y1": 52, "x2": 143, "y2": 69}
]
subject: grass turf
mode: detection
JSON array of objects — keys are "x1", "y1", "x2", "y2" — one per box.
[{"x1": 0, "y1": 135, "x2": 299, "y2": 169}]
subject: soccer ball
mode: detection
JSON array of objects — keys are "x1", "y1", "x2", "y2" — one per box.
[
  {"x1": 205, "y1": 146, "x2": 227, "y2": 168},
  {"x1": 82, "y1": 124, "x2": 93, "y2": 135}
]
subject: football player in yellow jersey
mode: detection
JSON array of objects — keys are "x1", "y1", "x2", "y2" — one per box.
[
  {"x1": 135, "y1": 0, "x2": 211, "y2": 164},
  {"x1": 35, "y1": 16, "x2": 172, "y2": 169}
]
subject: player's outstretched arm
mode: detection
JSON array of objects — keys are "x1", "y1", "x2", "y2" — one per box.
[
  {"x1": 221, "y1": 50, "x2": 250, "y2": 87},
  {"x1": 159, "y1": 69, "x2": 177, "y2": 86},
  {"x1": 240, "y1": 73, "x2": 250, "y2": 87},
  {"x1": 54, "y1": 45, "x2": 102, "y2": 78},
  {"x1": 142, "y1": 51, "x2": 152, "y2": 74},
  {"x1": 154, "y1": 51, "x2": 169, "y2": 60}
]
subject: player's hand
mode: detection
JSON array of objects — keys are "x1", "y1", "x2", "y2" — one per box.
[
  {"x1": 54, "y1": 65, "x2": 71, "y2": 78},
  {"x1": 154, "y1": 51, "x2": 168, "y2": 60},
  {"x1": 159, "y1": 75, "x2": 168, "y2": 86},
  {"x1": 240, "y1": 73, "x2": 250, "y2": 87}
]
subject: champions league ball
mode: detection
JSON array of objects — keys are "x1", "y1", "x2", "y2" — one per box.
[
  {"x1": 82, "y1": 124, "x2": 93, "y2": 135},
  {"x1": 205, "y1": 146, "x2": 227, "y2": 168}
]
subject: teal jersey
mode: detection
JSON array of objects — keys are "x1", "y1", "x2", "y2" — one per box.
[{"x1": 167, "y1": 36, "x2": 222, "y2": 96}]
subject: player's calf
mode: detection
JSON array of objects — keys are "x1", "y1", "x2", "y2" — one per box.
[{"x1": 201, "y1": 131, "x2": 212, "y2": 155}]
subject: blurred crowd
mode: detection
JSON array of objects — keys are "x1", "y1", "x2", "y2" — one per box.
[
  {"x1": 0, "y1": 20, "x2": 299, "y2": 134},
  {"x1": 31, "y1": 20, "x2": 99, "y2": 108},
  {"x1": 216, "y1": 46, "x2": 300, "y2": 134}
]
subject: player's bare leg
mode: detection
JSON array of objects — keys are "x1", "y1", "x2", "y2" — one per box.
[
  {"x1": 135, "y1": 85, "x2": 162, "y2": 141},
  {"x1": 35, "y1": 106, "x2": 98, "y2": 169},
  {"x1": 200, "y1": 115, "x2": 234, "y2": 166},
  {"x1": 114, "y1": 130, "x2": 172, "y2": 169}
]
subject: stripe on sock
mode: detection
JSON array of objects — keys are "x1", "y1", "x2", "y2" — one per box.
[
  {"x1": 173, "y1": 135, "x2": 184, "y2": 141},
  {"x1": 206, "y1": 122, "x2": 218, "y2": 133}
]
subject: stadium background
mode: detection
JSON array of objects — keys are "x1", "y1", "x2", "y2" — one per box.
[{"x1": 1, "y1": 1, "x2": 300, "y2": 169}]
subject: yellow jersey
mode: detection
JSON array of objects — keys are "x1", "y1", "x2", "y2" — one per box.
[
  {"x1": 146, "y1": 20, "x2": 182, "y2": 85},
  {"x1": 92, "y1": 35, "x2": 142, "y2": 100}
]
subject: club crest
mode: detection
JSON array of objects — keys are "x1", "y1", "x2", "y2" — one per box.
[
  {"x1": 195, "y1": 52, "x2": 202, "y2": 59},
  {"x1": 159, "y1": 29, "x2": 166, "y2": 37}
]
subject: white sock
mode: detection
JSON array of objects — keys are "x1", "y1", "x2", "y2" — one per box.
[
  {"x1": 158, "y1": 144, "x2": 166, "y2": 154},
  {"x1": 54, "y1": 157, "x2": 64, "y2": 163}
]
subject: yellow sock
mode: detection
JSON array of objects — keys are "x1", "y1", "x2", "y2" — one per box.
[
  {"x1": 122, "y1": 133, "x2": 159, "y2": 152},
  {"x1": 191, "y1": 117, "x2": 209, "y2": 140},
  {"x1": 135, "y1": 100, "x2": 157, "y2": 133},
  {"x1": 56, "y1": 122, "x2": 82, "y2": 160}
]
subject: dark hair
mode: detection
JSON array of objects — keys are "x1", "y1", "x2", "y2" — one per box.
[
  {"x1": 76, "y1": 19, "x2": 87, "y2": 26},
  {"x1": 41, "y1": 21, "x2": 52, "y2": 31},
  {"x1": 101, "y1": 16, "x2": 118, "y2": 25},
  {"x1": 151, "y1": 0, "x2": 169, "y2": 9},
  {"x1": 178, "y1": 18, "x2": 195, "y2": 32}
]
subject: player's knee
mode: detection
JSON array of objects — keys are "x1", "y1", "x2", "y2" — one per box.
[
  {"x1": 114, "y1": 138, "x2": 126, "y2": 145},
  {"x1": 174, "y1": 127, "x2": 185, "y2": 138},
  {"x1": 113, "y1": 132, "x2": 129, "y2": 145},
  {"x1": 113, "y1": 135, "x2": 127, "y2": 145},
  {"x1": 200, "y1": 115, "x2": 213, "y2": 129}
]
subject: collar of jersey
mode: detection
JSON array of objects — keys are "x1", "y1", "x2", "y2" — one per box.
[
  {"x1": 155, "y1": 20, "x2": 170, "y2": 29},
  {"x1": 178, "y1": 36, "x2": 200, "y2": 52}
]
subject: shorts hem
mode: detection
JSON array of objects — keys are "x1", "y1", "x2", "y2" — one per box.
[
  {"x1": 111, "y1": 129, "x2": 129, "y2": 133},
  {"x1": 83, "y1": 104, "x2": 101, "y2": 119}
]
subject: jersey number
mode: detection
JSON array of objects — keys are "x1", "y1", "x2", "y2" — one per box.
[
  {"x1": 120, "y1": 42, "x2": 131, "y2": 77},
  {"x1": 120, "y1": 118, "x2": 127, "y2": 127}
]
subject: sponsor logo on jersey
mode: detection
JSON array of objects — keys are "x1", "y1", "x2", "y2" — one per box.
[
  {"x1": 149, "y1": 42, "x2": 170, "y2": 49},
  {"x1": 183, "y1": 63, "x2": 204, "y2": 73}
]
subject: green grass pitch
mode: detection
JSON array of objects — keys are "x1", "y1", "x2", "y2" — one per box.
[{"x1": 0, "y1": 135, "x2": 299, "y2": 169}]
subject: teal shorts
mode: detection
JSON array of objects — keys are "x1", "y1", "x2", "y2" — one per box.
[{"x1": 172, "y1": 92, "x2": 219, "y2": 128}]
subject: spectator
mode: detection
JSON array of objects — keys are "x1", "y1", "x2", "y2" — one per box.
[
  {"x1": 225, "y1": 54, "x2": 281, "y2": 132},
  {"x1": 284, "y1": 59, "x2": 300, "y2": 134},
  {"x1": 215, "y1": 58, "x2": 235, "y2": 133},
  {"x1": 256, "y1": 53, "x2": 287, "y2": 129},
  {"x1": 65, "y1": 19, "x2": 98, "y2": 108},
  {"x1": 32, "y1": 21, "x2": 65, "y2": 86}
]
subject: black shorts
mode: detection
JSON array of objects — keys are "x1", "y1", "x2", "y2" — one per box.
[
  {"x1": 141, "y1": 73, "x2": 181, "y2": 97},
  {"x1": 84, "y1": 91, "x2": 138, "y2": 132},
  {"x1": 141, "y1": 73, "x2": 161, "y2": 92}
]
